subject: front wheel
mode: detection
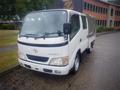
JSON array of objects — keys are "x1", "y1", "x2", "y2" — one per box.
[{"x1": 70, "y1": 53, "x2": 80, "y2": 74}]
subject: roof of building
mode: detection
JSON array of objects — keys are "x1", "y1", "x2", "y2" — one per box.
[{"x1": 98, "y1": 0, "x2": 120, "y2": 7}]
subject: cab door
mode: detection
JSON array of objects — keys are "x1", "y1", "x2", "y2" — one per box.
[{"x1": 68, "y1": 14, "x2": 82, "y2": 67}]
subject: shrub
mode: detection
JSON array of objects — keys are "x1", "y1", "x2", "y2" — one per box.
[
  {"x1": 0, "y1": 24, "x2": 16, "y2": 30},
  {"x1": 96, "y1": 26, "x2": 114, "y2": 33}
]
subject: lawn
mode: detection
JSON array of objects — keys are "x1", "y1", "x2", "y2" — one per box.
[
  {"x1": 0, "y1": 50, "x2": 18, "y2": 73},
  {"x1": 0, "y1": 30, "x2": 19, "y2": 47},
  {"x1": 0, "y1": 30, "x2": 19, "y2": 73}
]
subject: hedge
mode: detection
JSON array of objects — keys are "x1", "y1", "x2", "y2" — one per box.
[
  {"x1": 0, "y1": 24, "x2": 18, "y2": 30},
  {"x1": 96, "y1": 26, "x2": 114, "y2": 33}
]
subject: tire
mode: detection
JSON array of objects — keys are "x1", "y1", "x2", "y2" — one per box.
[
  {"x1": 86, "y1": 41, "x2": 94, "y2": 54},
  {"x1": 86, "y1": 48, "x2": 92, "y2": 54},
  {"x1": 70, "y1": 53, "x2": 80, "y2": 74}
]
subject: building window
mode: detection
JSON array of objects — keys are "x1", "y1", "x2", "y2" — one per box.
[
  {"x1": 110, "y1": 20, "x2": 113, "y2": 27},
  {"x1": 93, "y1": 5, "x2": 95, "y2": 12},
  {"x1": 100, "y1": 7, "x2": 102, "y2": 13},
  {"x1": 87, "y1": 3, "x2": 90, "y2": 10},
  {"x1": 95, "y1": 6, "x2": 97, "y2": 12},
  {"x1": 96, "y1": 20, "x2": 99, "y2": 26},
  {"x1": 111, "y1": 8, "x2": 113, "y2": 16},
  {"x1": 119, "y1": 11, "x2": 120, "y2": 16},
  {"x1": 105, "y1": 8, "x2": 108, "y2": 14},
  {"x1": 115, "y1": 11, "x2": 116, "y2": 16},
  {"x1": 98, "y1": 7, "x2": 100, "y2": 13},
  {"x1": 90, "y1": 4, "x2": 92, "y2": 11},
  {"x1": 84, "y1": 2, "x2": 87, "y2": 9},
  {"x1": 102, "y1": 8, "x2": 104, "y2": 14},
  {"x1": 117, "y1": 11, "x2": 119, "y2": 16},
  {"x1": 114, "y1": 21, "x2": 116, "y2": 26},
  {"x1": 105, "y1": 20, "x2": 107, "y2": 26}
]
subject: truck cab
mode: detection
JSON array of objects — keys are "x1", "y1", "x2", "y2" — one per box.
[{"x1": 18, "y1": 9, "x2": 96, "y2": 75}]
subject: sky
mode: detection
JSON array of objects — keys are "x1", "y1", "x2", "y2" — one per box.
[{"x1": 101, "y1": 0, "x2": 115, "y2": 2}]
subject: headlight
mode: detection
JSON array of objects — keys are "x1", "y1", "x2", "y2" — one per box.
[{"x1": 49, "y1": 56, "x2": 69, "y2": 66}]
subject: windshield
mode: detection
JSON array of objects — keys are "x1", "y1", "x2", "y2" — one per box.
[{"x1": 20, "y1": 10, "x2": 67, "y2": 38}]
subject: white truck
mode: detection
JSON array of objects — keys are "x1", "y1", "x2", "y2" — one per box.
[{"x1": 18, "y1": 9, "x2": 96, "y2": 75}]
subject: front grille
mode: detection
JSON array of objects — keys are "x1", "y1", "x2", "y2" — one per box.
[{"x1": 26, "y1": 54, "x2": 49, "y2": 62}]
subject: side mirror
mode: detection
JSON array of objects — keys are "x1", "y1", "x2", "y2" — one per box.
[{"x1": 63, "y1": 23, "x2": 71, "y2": 34}]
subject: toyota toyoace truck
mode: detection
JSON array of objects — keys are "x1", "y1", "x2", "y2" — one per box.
[{"x1": 18, "y1": 9, "x2": 96, "y2": 75}]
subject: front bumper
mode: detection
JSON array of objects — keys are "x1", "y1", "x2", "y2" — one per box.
[{"x1": 18, "y1": 58, "x2": 70, "y2": 75}]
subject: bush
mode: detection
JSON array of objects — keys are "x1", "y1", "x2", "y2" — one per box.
[
  {"x1": 0, "y1": 24, "x2": 16, "y2": 30},
  {"x1": 97, "y1": 26, "x2": 114, "y2": 33}
]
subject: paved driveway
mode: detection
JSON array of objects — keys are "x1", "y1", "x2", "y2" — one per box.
[{"x1": 0, "y1": 32, "x2": 120, "y2": 90}]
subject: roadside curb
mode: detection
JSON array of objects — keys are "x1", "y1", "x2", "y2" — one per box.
[{"x1": 96, "y1": 31, "x2": 120, "y2": 37}]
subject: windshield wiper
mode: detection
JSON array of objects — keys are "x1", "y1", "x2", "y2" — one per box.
[
  {"x1": 40, "y1": 33, "x2": 48, "y2": 39},
  {"x1": 40, "y1": 31, "x2": 63, "y2": 39},
  {"x1": 44, "y1": 31, "x2": 63, "y2": 36},
  {"x1": 20, "y1": 31, "x2": 63, "y2": 39},
  {"x1": 20, "y1": 34, "x2": 39, "y2": 38}
]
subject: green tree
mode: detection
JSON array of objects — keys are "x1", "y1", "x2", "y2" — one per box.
[
  {"x1": 0, "y1": 0, "x2": 54, "y2": 20},
  {"x1": 16, "y1": 0, "x2": 54, "y2": 19},
  {"x1": 0, "y1": 0, "x2": 16, "y2": 20}
]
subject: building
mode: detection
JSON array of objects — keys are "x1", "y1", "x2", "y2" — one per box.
[
  {"x1": 83, "y1": 0, "x2": 120, "y2": 30},
  {"x1": 51, "y1": 0, "x2": 120, "y2": 30}
]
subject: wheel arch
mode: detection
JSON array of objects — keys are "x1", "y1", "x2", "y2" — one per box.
[
  {"x1": 69, "y1": 48, "x2": 82, "y2": 74},
  {"x1": 69, "y1": 48, "x2": 82, "y2": 70}
]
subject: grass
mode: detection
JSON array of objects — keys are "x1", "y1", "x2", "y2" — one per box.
[
  {"x1": 0, "y1": 50, "x2": 18, "y2": 73},
  {"x1": 0, "y1": 30, "x2": 19, "y2": 47},
  {"x1": 0, "y1": 30, "x2": 18, "y2": 73}
]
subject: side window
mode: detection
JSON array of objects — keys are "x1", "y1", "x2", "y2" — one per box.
[
  {"x1": 81, "y1": 16, "x2": 87, "y2": 29},
  {"x1": 70, "y1": 14, "x2": 80, "y2": 40}
]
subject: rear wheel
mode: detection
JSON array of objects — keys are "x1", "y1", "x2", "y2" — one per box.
[
  {"x1": 86, "y1": 48, "x2": 92, "y2": 54},
  {"x1": 86, "y1": 41, "x2": 94, "y2": 54}
]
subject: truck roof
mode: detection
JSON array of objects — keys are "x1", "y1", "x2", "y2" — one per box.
[{"x1": 29, "y1": 9, "x2": 86, "y2": 16}]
